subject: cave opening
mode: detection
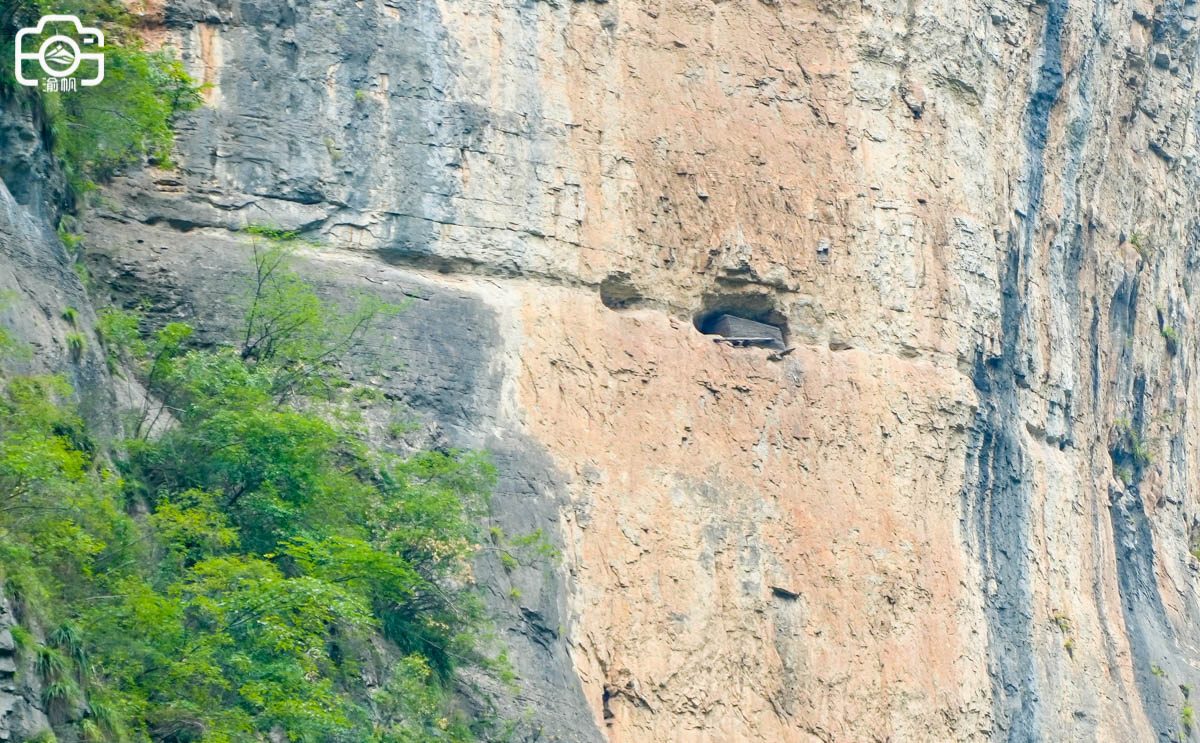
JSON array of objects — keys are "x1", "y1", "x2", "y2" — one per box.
[{"x1": 693, "y1": 292, "x2": 788, "y2": 349}]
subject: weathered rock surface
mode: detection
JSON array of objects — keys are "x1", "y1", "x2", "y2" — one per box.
[
  {"x1": 4, "y1": 0, "x2": 1200, "y2": 740},
  {"x1": 0, "y1": 595, "x2": 49, "y2": 743},
  {"x1": 0, "y1": 90, "x2": 81, "y2": 743},
  {"x1": 0, "y1": 92, "x2": 109, "y2": 405}
]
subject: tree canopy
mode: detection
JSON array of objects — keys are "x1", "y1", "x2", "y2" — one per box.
[{"x1": 0, "y1": 237, "x2": 523, "y2": 742}]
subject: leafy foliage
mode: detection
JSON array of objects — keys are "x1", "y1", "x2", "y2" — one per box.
[
  {"x1": 1163, "y1": 325, "x2": 1180, "y2": 355},
  {"x1": 97, "y1": 305, "x2": 145, "y2": 372},
  {"x1": 1, "y1": 0, "x2": 205, "y2": 193},
  {"x1": 1113, "y1": 417, "x2": 1153, "y2": 470},
  {"x1": 237, "y1": 228, "x2": 405, "y2": 401},
  {"x1": 0, "y1": 243, "x2": 522, "y2": 742},
  {"x1": 1128, "y1": 232, "x2": 1154, "y2": 261},
  {"x1": 0, "y1": 293, "x2": 31, "y2": 361}
]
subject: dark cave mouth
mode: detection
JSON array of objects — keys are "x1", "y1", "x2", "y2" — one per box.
[{"x1": 693, "y1": 293, "x2": 788, "y2": 349}]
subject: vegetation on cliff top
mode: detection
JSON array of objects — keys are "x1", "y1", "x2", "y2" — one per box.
[{"x1": 0, "y1": 240, "x2": 518, "y2": 742}]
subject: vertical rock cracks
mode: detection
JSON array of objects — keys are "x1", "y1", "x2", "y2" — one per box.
[
  {"x1": 13, "y1": 0, "x2": 1200, "y2": 739},
  {"x1": 963, "y1": 2, "x2": 1067, "y2": 739},
  {"x1": 966, "y1": 1, "x2": 1200, "y2": 738}
]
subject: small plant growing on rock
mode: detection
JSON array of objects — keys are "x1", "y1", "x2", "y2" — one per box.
[
  {"x1": 65, "y1": 331, "x2": 85, "y2": 359},
  {"x1": 1113, "y1": 417, "x2": 1153, "y2": 469},
  {"x1": 387, "y1": 418, "x2": 420, "y2": 438},
  {"x1": 323, "y1": 137, "x2": 342, "y2": 163},
  {"x1": 40, "y1": 678, "x2": 81, "y2": 714},
  {"x1": 1130, "y1": 435, "x2": 1152, "y2": 467},
  {"x1": 1130, "y1": 233, "x2": 1154, "y2": 261},
  {"x1": 9, "y1": 625, "x2": 33, "y2": 654},
  {"x1": 34, "y1": 645, "x2": 68, "y2": 684},
  {"x1": 57, "y1": 224, "x2": 83, "y2": 255},
  {"x1": 61, "y1": 307, "x2": 77, "y2": 326},
  {"x1": 1183, "y1": 704, "x2": 1195, "y2": 734},
  {"x1": 1163, "y1": 326, "x2": 1180, "y2": 354},
  {"x1": 1051, "y1": 612, "x2": 1075, "y2": 657},
  {"x1": 244, "y1": 224, "x2": 303, "y2": 243},
  {"x1": 1153, "y1": 663, "x2": 1166, "y2": 677}
]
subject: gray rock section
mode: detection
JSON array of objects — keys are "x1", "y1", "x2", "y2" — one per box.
[
  {"x1": 0, "y1": 596, "x2": 49, "y2": 743},
  {"x1": 965, "y1": 1, "x2": 1200, "y2": 740},
  {"x1": 0, "y1": 92, "x2": 105, "y2": 743},
  {"x1": 963, "y1": 2, "x2": 1067, "y2": 739},
  {"x1": 125, "y1": 0, "x2": 563, "y2": 278},
  {"x1": 0, "y1": 92, "x2": 109, "y2": 400}
]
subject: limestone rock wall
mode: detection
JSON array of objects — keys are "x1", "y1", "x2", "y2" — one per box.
[
  {"x1": 47, "y1": 0, "x2": 1200, "y2": 740},
  {"x1": 0, "y1": 90, "x2": 108, "y2": 743},
  {"x1": 0, "y1": 92, "x2": 109, "y2": 409}
]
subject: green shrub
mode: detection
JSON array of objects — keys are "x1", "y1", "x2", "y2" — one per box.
[
  {"x1": 0, "y1": 0, "x2": 205, "y2": 193},
  {"x1": 64, "y1": 331, "x2": 85, "y2": 358},
  {"x1": 243, "y1": 224, "x2": 303, "y2": 243},
  {"x1": 1129, "y1": 233, "x2": 1154, "y2": 261},
  {"x1": 56, "y1": 224, "x2": 83, "y2": 255},
  {"x1": 387, "y1": 418, "x2": 419, "y2": 438},
  {"x1": 1113, "y1": 418, "x2": 1153, "y2": 469},
  {"x1": 0, "y1": 243, "x2": 533, "y2": 742},
  {"x1": 10, "y1": 624, "x2": 34, "y2": 653},
  {"x1": 1163, "y1": 326, "x2": 1180, "y2": 354}
]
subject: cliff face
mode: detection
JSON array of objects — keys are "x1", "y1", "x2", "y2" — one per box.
[
  {"x1": 0, "y1": 92, "x2": 104, "y2": 742},
  {"x1": 6, "y1": 0, "x2": 1200, "y2": 740}
]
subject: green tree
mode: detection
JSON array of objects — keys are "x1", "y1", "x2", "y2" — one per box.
[
  {"x1": 0, "y1": 240, "x2": 510, "y2": 742},
  {"x1": 1, "y1": 0, "x2": 205, "y2": 193}
]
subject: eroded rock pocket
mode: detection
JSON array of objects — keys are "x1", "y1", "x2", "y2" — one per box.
[{"x1": 600, "y1": 273, "x2": 651, "y2": 310}]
